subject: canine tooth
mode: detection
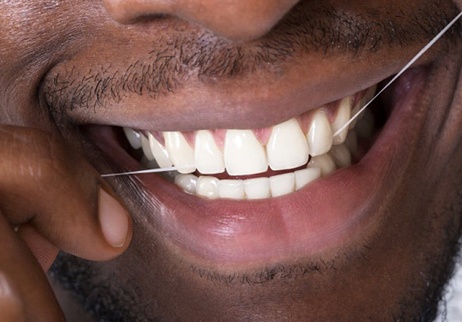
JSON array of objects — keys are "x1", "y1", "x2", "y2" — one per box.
[
  {"x1": 164, "y1": 132, "x2": 196, "y2": 174},
  {"x1": 148, "y1": 133, "x2": 173, "y2": 168},
  {"x1": 123, "y1": 127, "x2": 143, "y2": 149},
  {"x1": 218, "y1": 180, "x2": 245, "y2": 200},
  {"x1": 244, "y1": 178, "x2": 270, "y2": 199},
  {"x1": 224, "y1": 130, "x2": 268, "y2": 176},
  {"x1": 174, "y1": 174, "x2": 198, "y2": 194},
  {"x1": 195, "y1": 130, "x2": 225, "y2": 174},
  {"x1": 141, "y1": 134, "x2": 155, "y2": 161},
  {"x1": 267, "y1": 119, "x2": 309, "y2": 170},
  {"x1": 196, "y1": 176, "x2": 219, "y2": 199},
  {"x1": 295, "y1": 168, "x2": 321, "y2": 190},
  {"x1": 308, "y1": 154, "x2": 336, "y2": 177},
  {"x1": 306, "y1": 110, "x2": 333, "y2": 157},
  {"x1": 270, "y1": 173, "x2": 295, "y2": 197},
  {"x1": 332, "y1": 96, "x2": 352, "y2": 145},
  {"x1": 330, "y1": 144, "x2": 352, "y2": 168},
  {"x1": 349, "y1": 85, "x2": 376, "y2": 129}
]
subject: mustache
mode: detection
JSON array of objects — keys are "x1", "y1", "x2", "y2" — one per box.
[{"x1": 43, "y1": 2, "x2": 461, "y2": 115}]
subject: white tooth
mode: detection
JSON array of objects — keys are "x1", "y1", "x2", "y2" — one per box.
[
  {"x1": 141, "y1": 134, "x2": 155, "y2": 161},
  {"x1": 224, "y1": 130, "x2": 268, "y2": 176},
  {"x1": 295, "y1": 168, "x2": 321, "y2": 190},
  {"x1": 332, "y1": 96, "x2": 352, "y2": 145},
  {"x1": 267, "y1": 119, "x2": 309, "y2": 170},
  {"x1": 123, "y1": 127, "x2": 143, "y2": 150},
  {"x1": 141, "y1": 155, "x2": 156, "y2": 168},
  {"x1": 174, "y1": 174, "x2": 198, "y2": 194},
  {"x1": 196, "y1": 176, "x2": 219, "y2": 199},
  {"x1": 194, "y1": 130, "x2": 225, "y2": 174},
  {"x1": 349, "y1": 102, "x2": 362, "y2": 130},
  {"x1": 349, "y1": 85, "x2": 377, "y2": 129},
  {"x1": 164, "y1": 132, "x2": 196, "y2": 174},
  {"x1": 244, "y1": 178, "x2": 270, "y2": 200},
  {"x1": 330, "y1": 144, "x2": 352, "y2": 168},
  {"x1": 218, "y1": 180, "x2": 245, "y2": 200},
  {"x1": 269, "y1": 173, "x2": 295, "y2": 197},
  {"x1": 306, "y1": 110, "x2": 333, "y2": 157},
  {"x1": 308, "y1": 154, "x2": 336, "y2": 177},
  {"x1": 148, "y1": 133, "x2": 173, "y2": 168}
]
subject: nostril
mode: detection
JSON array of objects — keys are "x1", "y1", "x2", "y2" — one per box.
[
  {"x1": 102, "y1": 0, "x2": 174, "y2": 24},
  {"x1": 102, "y1": 0, "x2": 300, "y2": 42}
]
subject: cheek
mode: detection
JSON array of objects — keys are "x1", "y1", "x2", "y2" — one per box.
[
  {"x1": 0, "y1": 3, "x2": 57, "y2": 61},
  {"x1": 0, "y1": 2, "x2": 103, "y2": 128}
]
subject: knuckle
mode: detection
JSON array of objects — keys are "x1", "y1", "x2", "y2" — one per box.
[{"x1": 0, "y1": 126, "x2": 67, "y2": 184}]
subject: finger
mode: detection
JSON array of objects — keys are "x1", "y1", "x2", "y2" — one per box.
[
  {"x1": 0, "y1": 125, "x2": 132, "y2": 262},
  {"x1": 0, "y1": 215, "x2": 65, "y2": 322},
  {"x1": 17, "y1": 224, "x2": 59, "y2": 271},
  {"x1": 0, "y1": 273, "x2": 26, "y2": 322}
]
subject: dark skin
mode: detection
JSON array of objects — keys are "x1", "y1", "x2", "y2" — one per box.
[{"x1": 1, "y1": 0, "x2": 462, "y2": 321}]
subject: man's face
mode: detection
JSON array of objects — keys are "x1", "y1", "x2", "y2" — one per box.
[{"x1": 2, "y1": 0, "x2": 462, "y2": 320}]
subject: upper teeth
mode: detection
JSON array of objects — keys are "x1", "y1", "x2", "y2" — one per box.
[{"x1": 122, "y1": 86, "x2": 376, "y2": 199}]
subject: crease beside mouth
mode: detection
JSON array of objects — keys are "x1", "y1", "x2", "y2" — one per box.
[{"x1": 116, "y1": 82, "x2": 387, "y2": 200}]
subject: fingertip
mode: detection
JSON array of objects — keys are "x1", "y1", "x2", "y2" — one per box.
[{"x1": 98, "y1": 188, "x2": 131, "y2": 249}]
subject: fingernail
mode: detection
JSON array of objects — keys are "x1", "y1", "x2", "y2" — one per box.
[{"x1": 98, "y1": 188, "x2": 130, "y2": 248}]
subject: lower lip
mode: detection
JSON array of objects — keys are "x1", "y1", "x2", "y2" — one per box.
[{"x1": 94, "y1": 67, "x2": 428, "y2": 265}]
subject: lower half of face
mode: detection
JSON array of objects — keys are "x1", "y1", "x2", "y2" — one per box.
[
  {"x1": 53, "y1": 54, "x2": 462, "y2": 319},
  {"x1": 5, "y1": 0, "x2": 461, "y2": 320}
]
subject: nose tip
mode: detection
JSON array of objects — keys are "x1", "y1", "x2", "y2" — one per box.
[{"x1": 102, "y1": 0, "x2": 300, "y2": 41}]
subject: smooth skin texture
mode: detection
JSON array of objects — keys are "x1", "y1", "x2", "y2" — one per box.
[{"x1": 1, "y1": 0, "x2": 462, "y2": 321}]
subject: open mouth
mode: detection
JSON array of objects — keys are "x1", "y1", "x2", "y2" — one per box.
[
  {"x1": 83, "y1": 66, "x2": 427, "y2": 265},
  {"x1": 120, "y1": 85, "x2": 378, "y2": 200}
]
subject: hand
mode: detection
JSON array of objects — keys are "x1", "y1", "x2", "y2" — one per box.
[{"x1": 0, "y1": 125, "x2": 132, "y2": 322}]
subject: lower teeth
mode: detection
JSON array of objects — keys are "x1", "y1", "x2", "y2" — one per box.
[{"x1": 173, "y1": 143, "x2": 345, "y2": 200}]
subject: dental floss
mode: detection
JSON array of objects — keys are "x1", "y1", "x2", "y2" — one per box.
[
  {"x1": 333, "y1": 11, "x2": 462, "y2": 137},
  {"x1": 101, "y1": 167, "x2": 180, "y2": 177},
  {"x1": 102, "y1": 11, "x2": 462, "y2": 178}
]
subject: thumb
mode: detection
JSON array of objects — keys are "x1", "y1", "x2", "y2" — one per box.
[{"x1": 0, "y1": 125, "x2": 132, "y2": 263}]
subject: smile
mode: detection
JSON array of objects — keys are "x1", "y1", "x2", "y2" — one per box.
[
  {"x1": 82, "y1": 61, "x2": 429, "y2": 266},
  {"x1": 122, "y1": 85, "x2": 377, "y2": 200}
]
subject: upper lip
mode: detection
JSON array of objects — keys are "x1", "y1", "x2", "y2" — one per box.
[
  {"x1": 40, "y1": 1, "x2": 458, "y2": 133},
  {"x1": 57, "y1": 51, "x2": 428, "y2": 132}
]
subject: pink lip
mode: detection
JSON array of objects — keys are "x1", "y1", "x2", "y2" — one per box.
[{"x1": 90, "y1": 67, "x2": 428, "y2": 265}]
